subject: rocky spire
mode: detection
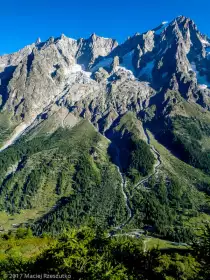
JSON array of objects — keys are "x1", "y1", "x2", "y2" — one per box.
[
  {"x1": 111, "y1": 56, "x2": 120, "y2": 72},
  {"x1": 90, "y1": 33, "x2": 97, "y2": 41},
  {"x1": 35, "y1": 38, "x2": 41, "y2": 45},
  {"x1": 60, "y1": 34, "x2": 66, "y2": 40}
]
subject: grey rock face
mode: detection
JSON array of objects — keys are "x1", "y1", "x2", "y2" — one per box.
[
  {"x1": 0, "y1": 44, "x2": 34, "y2": 68},
  {"x1": 76, "y1": 34, "x2": 118, "y2": 69},
  {"x1": 0, "y1": 15, "x2": 210, "y2": 139}
]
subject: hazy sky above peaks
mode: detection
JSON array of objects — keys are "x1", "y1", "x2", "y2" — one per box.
[{"x1": 0, "y1": 0, "x2": 210, "y2": 54}]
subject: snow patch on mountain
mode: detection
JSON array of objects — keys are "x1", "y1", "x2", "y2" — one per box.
[
  {"x1": 66, "y1": 64, "x2": 92, "y2": 77},
  {"x1": 198, "y1": 84, "x2": 208, "y2": 89},
  {"x1": 70, "y1": 64, "x2": 83, "y2": 73},
  {"x1": 115, "y1": 66, "x2": 135, "y2": 80},
  {"x1": 62, "y1": 64, "x2": 93, "y2": 86}
]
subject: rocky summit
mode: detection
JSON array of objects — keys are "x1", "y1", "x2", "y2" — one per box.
[{"x1": 0, "y1": 15, "x2": 209, "y2": 140}]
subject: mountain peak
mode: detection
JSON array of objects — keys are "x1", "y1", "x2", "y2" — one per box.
[
  {"x1": 90, "y1": 33, "x2": 97, "y2": 40},
  {"x1": 176, "y1": 15, "x2": 189, "y2": 21},
  {"x1": 60, "y1": 33, "x2": 67, "y2": 40},
  {"x1": 35, "y1": 37, "x2": 41, "y2": 45},
  {"x1": 175, "y1": 15, "x2": 195, "y2": 23},
  {"x1": 88, "y1": 33, "x2": 115, "y2": 42},
  {"x1": 175, "y1": 15, "x2": 197, "y2": 29}
]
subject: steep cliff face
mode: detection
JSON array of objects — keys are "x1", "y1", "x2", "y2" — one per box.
[{"x1": 0, "y1": 16, "x2": 210, "y2": 143}]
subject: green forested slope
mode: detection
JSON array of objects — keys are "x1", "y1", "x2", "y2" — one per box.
[{"x1": 0, "y1": 120, "x2": 127, "y2": 233}]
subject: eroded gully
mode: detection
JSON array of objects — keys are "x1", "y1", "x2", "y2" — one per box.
[{"x1": 107, "y1": 127, "x2": 162, "y2": 237}]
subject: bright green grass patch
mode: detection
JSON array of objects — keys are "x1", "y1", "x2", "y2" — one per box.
[
  {"x1": 0, "y1": 235, "x2": 55, "y2": 261},
  {"x1": 0, "y1": 207, "x2": 54, "y2": 232},
  {"x1": 145, "y1": 237, "x2": 188, "y2": 251},
  {"x1": 114, "y1": 111, "x2": 146, "y2": 140}
]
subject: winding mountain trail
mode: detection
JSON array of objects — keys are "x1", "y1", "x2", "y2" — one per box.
[
  {"x1": 107, "y1": 131, "x2": 187, "y2": 250},
  {"x1": 133, "y1": 128, "x2": 162, "y2": 191},
  {"x1": 108, "y1": 127, "x2": 162, "y2": 237}
]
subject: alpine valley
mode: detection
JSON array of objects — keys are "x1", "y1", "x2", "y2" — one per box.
[{"x1": 0, "y1": 16, "x2": 210, "y2": 279}]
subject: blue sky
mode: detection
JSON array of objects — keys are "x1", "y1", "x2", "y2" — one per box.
[{"x1": 0, "y1": 0, "x2": 210, "y2": 54}]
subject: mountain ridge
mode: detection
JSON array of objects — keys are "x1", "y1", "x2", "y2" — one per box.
[
  {"x1": 0, "y1": 15, "x2": 210, "y2": 130},
  {"x1": 0, "y1": 16, "x2": 207, "y2": 142}
]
